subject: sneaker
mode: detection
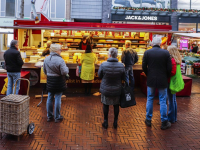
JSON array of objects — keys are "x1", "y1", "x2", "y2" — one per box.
[
  {"x1": 145, "y1": 119, "x2": 151, "y2": 127},
  {"x1": 55, "y1": 116, "x2": 63, "y2": 123},
  {"x1": 161, "y1": 120, "x2": 171, "y2": 130}
]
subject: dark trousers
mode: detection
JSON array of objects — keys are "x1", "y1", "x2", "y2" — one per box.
[
  {"x1": 103, "y1": 104, "x2": 119, "y2": 121},
  {"x1": 84, "y1": 83, "x2": 92, "y2": 94}
]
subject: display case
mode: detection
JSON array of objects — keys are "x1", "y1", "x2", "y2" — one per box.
[{"x1": 18, "y1": 29, "x2": 150, "y2": 66}]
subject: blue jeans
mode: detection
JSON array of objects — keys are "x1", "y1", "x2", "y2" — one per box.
[
  {"x1": 167, "y1": 87, "x2": 177, "y2": 123},
  {"x1": 146, "y1": 87, "x2": 168, "y2": 122},
  {"x1": 125, "y1": 66, "x2": 135, "y2": 90},
  {"x1": 46, "y1": 92, "x2": 62, "y2": 120},
  {"x1": 7, "y1": 72, "x2": 21, "y2": 95}
]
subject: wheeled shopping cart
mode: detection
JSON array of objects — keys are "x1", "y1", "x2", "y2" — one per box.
[{"x1": 0, "y1": 78, "x2": 35, "y2": 141}]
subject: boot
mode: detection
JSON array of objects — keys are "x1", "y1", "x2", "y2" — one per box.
[
  {"x1": 84, "y1": 84, "x2": 88, "y2": 95},
  {"x1": 87, "y1": 83, "x2": 92, "y2": 96},
  {"x1": 161, "y1": 120, "x2": 171, "y2": 130},
  {"x1": 113, "y1": 119, "x2": 118, "y2": 129},
  {"x1": 102, "y1": 120, "x2": 108, "y2": 129}
]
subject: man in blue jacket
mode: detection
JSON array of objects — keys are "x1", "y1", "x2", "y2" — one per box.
[{"x1": 4, "y1": 40, "x2": 24, "y2": 95}]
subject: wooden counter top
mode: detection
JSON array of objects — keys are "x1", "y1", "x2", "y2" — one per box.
[
  {"x1": 22, "y1": 62, "x2": 142, "y2": 70},
  {"x1": 20, "y1": 48, "x2": 38, "y2": 51}
]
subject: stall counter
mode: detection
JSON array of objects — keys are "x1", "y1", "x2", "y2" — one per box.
[
  {"x1": 22, "y1": 63, "x2": 143, "y2": 87},
  {"x1": 22, "y1": 63, "x2": 142, "y2": 70}
]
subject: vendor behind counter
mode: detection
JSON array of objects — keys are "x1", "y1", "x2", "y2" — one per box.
[
  {"x1": 79, "y1": 37, "x2": 88, "y2": 50},
  {"x1": 42, "y1": 41, "x2": 52, "y2": 56}
]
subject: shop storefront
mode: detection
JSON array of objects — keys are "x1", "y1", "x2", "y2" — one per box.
[{"x1": 178, "y1": 15, "x2": 200, "y2": 33}]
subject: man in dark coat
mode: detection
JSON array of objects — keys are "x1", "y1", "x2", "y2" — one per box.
[
  {"x1": 142, "y1": 36, "x2": 172, "y2": 130},
  {"x1": 4, "y1": 40, "x2": 24, "y2": 95}
]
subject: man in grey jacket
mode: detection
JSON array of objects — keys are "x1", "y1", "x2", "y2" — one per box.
[
  {"x1": 43, "y1": 44, "x2": 69, "y2": 123},
  {"x1": 121, "y1": 40, "x2": 138, "y2": 91}
]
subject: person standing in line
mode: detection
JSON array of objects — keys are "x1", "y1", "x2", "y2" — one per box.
[
  {"x1": 121, "y1": 40, "x2": 138, "y2": 91},
  {"x1": 4, "y1": 40, "x2": 24, "y2": 95},
  {"x1": 80, "y1": 45, "x2": 96, "y2": 95},
  {"x1": 43, "y1": 44, "x2": 69, "y2": 123},
  {"x1": 167, "y1": 45, "x2": 182, "y2": 123},
  {"x1": 98, "y1": 48, "x2": 125, "y2": 129},
  {"x1": 142, "y1": 37, "x2": 172, "y2": 130}
]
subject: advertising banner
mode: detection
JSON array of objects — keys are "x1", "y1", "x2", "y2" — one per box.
[
  {"x1": 31, "y1": 0, "x2": 49, "y2": 17},
  {"x1": 112, "y1": 0, "x2": 170, "y2": 8},
  {"x1": 35, "y1": 0, "x2": 49, "y2": 14},
  {"x1": 180, "y1": 39, "x2": 188, "y2": 50}
]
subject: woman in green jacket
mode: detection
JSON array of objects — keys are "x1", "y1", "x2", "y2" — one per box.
[{"x1": 80, "y1": 45, "x2": 96, "y2": 95}]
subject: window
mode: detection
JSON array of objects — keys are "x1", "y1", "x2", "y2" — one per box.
[
  {"x1": 50, "y1": 0, "x2": 65, "y2": 19},
  {"x1": 178, "y1": 0, "x2": 190, "y2": 9},
  {"x1": 178, "y1": 0, "x2": 200, "y2": 10},
  {"x1": 6, "y1": 0, "x2": 15, "y2": 17},
  {"x1": 24, "y1": 0, "x2": 31, "y2": 18},
  {"x1": 0, "y1": 0, "x2": 6, "y2": 17},
  {"x1": 197, "y1": 23, "x2": 200, "y2": 32},
  {"x1": 191, "y1": 0, "x2": 200, "y2": 10},
  {"x1": 112, "y1": 0, "x2": 170, "y2": 8},
  {"x1": 179, "y1": 23, "x2": 196, "y2": 33}
]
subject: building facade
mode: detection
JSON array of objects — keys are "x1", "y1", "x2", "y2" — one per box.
[{"x1": 0, "y1": 0, "x2": 200, "y2": 31}]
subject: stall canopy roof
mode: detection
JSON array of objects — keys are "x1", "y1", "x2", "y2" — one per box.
[
  {"x1": 0, "y1": 13, "x2": 190, "y2": 33},
  {"x1": 175, "y1": 33, "x2": 200, "y2": 38},
  {"x1": 0, "y1": 21, "x2": 191, "y2": 33}
]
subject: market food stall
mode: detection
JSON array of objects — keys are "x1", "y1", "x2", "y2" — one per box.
[
  {"x1": 174, "y1": 33, "x2": 200, "y2": 75},
  {"x1": 1, "y1": 14, "x2": 179, "y2": 87}
]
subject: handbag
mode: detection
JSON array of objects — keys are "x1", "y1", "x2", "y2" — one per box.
[
  {"x1": 76, "y1": 65, "x2": 82, "y2": 77},
  {"x1": 120, "y1": 83, "x2": 136, "y2": 108},
  {"x1": 169, "y1": 64, "x2": 185, "y2": 94}
]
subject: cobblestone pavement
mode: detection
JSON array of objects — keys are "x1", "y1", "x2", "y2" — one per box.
[{"x1": 0, "y1": 79, "x2": 200, "y2": 150}]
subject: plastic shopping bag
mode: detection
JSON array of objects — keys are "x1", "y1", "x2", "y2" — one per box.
[{"x1": 170, "y1": 64, "x2": 185, "y2": 94}]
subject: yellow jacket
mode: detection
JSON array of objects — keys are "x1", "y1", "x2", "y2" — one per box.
[
  {"x1": 80, "y1": 53, "x2": 96, "y2": 80},
  {"x1": 1, "y1": 77, "x2": 8, "y2": 94}
]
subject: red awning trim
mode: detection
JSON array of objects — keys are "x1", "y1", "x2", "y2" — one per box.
[{"x1": 13, "y1": 20, "x2": 172, "y2": 32}]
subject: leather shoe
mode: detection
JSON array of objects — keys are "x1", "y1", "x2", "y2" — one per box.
[
  {"x1": 55, "y1": 116, "x2": 63, "y2": 123},
  {"x1": 47, "y1": 116, "x2": 54, "y2": 122}
]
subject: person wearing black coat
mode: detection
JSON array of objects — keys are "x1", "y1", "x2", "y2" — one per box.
[
  {"x1": 79, "y1": 37, "x2": 88, "y2": 50},
  {"x1": 142, "y1": 37, "x2": 172, "y2": 130},
  {"x1": 4, "y1": 40, "x2": 24, "y2": 95},
  {"x1": 98, "y1": 47, "x2": 125, "y2": 129},
  {"x1": 192, "y1": 44, "x2": 198, "y2": 53}
]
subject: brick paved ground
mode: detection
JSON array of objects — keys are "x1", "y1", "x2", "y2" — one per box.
[{"x1": 0, "y1": 79, "x2": 200, "y2": 150}]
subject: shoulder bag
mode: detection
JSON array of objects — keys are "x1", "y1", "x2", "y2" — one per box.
[{"x1": 120, "y1": 83, "x2": 136, "y2": 108}]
